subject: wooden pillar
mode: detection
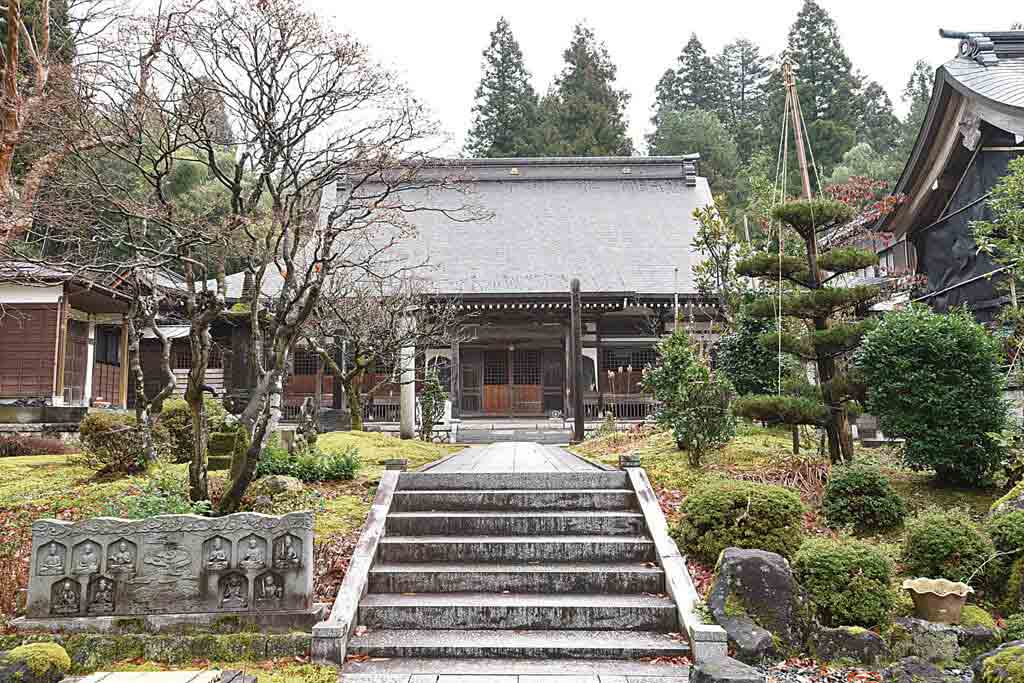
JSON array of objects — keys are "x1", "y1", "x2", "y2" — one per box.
[
  {"x1": 399, "y1": 317, "x2": 416, "y2": 439},
  {"x1": 450, "y1": 338, "x2": 461, "y2": 420},
  {"x1": 118, "y1": 316, "x2": 130, "y2": 408},
  {"x1": 570, "y1": 279, "x2": 584, "y2": 443},
  {"x1": 54, "y1": 294, "x2": 69, "y2": 404}
]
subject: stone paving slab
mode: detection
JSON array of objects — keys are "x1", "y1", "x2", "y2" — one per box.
[
  {"x1": 71, "y1": 672, "x2": 221, "y2": 682},
  {"x1": 422, "y1": 442, "x2": 600, "y2": 473},
  {"x1": 341, "y1": 657, "x2": 689, "y2": 680},
  {"x1": 341, "y1": 676, "x2": 688, "y2": 682}
]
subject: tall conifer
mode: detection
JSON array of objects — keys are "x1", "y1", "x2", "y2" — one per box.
[
  {"x1": 654, "y1": 34, "x2": 718, "y2": 118},
  {"x1": 465, "y1": 17, "x2": 540, "y2": 158}
]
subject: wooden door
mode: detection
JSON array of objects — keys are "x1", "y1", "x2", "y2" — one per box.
[
  {"x1": 482, "y1": 350, "x2": 510, "y2": 413},
  {"x1": 63, "y1": 320, "x2": 89, "y2": 404},
  {"x1": 511, "y1": 349, "x2": 542, "y2": 414},
  {"x1": 461, "y1": 349, "x2": 482, "y2": 414}
]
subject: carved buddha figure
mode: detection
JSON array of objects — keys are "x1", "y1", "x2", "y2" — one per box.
[
  {"x1": 239, "y1": 538, "x2": 264, "y2": 569},
  {"x1": 274, "y1": 536, "x2": 300, "y2": 569},
  {"x1": 40, "y1": 543, "x2": 64, "y2": 575},
  {"x1": 54, "y1": 580, "x2": 79, "y2": 614},
  {"x1": 220, "y1": 575, "x2": 247, "y2": 609},
  {"x1": 257, "y1": 574, "x2": 282, "y2": 601},
  {"x1": 207, "y1": 538, "x2": 229, "y2": 570},
  {"x1": 77, "y1": 543, "x2": 99, "y2": 574},
  {"x1": 108, "y1": 542, "x2": 134, "y2": 571},
  {"x1": 90, "y1": 578, "x2": 114, "y2": 613}
]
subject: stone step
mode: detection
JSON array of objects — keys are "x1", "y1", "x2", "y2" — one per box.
[
  {"x1": 377, "y1": 535, "x2": 656, "y2": 563},
  {"x1": 347, "y1": 628, "x2": 690, "y2": 659},
  {"x1": 390, "y1": 489, "x2": 636, "y2": 512},
  {"x1": 367, "y1": 561, "x2": 665, "y2": 594},
  {"x1": 342, "y1": 656, "x2": 690, "y2": 680},
  {"x1": 397, "y1": 471, "x2": 628, "y2": 491},
  {"x1": 358, "y1": 592, "x2": 678, "y2": 631},
  {"x1": 385, "y1": 510, "x2": 647, "y2": 536}
]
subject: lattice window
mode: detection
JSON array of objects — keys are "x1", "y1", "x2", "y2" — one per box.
[
  {"x1": 96, "y1": 327, "x2": 121, "y2": 365},
  {"x1": 601, "y1": 346, "x2": 657, "y2": 372},
  {"x1": 172, "y1": 344, "x2": 191, "y2": 370},
  {"x1": 292, "y1": 349, "x2": 318, "y2": 376},
  {"x1": 483, "y1": 352, "x2": 508, "y2": 385},
  {"x1": 512, "y1": 350, "x2": 541, "y2": 385}
]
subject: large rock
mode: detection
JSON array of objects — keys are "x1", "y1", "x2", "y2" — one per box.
[
  {"x1": 707, "y1": 548, "x2": 812, "y2": 664},
  {"x1": 889, "y1": 617, "x2": 961, "y2": 664},
  {"x1": 690, "y1": 656, "x2": 764, "y2": 683},
  {"x1": 251, "y1": 474, "x2": 304, "y2": 496},
  {"x1": 990, "y1": 481, "x2": 1024, "y2": 518},
  {"x1": 810, "y1": 626, "x2": 890, "y2": 665},
  {"x1": 972, "y1": 640, "x2": 1024, "y2": 683},
  {"x1": 882, "y1": 657, "x2": 951, "y2": 683},
  {"x1": 0, "y1": 643, "x2": 71, "y2": 683}
]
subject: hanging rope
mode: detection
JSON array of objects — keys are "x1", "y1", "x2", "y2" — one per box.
[{"x1": 772, "y1": 75, "x2": 792, "y2": 396}]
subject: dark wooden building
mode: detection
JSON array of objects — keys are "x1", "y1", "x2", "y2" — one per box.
[{"x1": 876, "y1": 29, "x2": 1024, "y2": 318}]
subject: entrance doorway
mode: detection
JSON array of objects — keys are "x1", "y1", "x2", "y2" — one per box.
[{"x1": 461, "y1": 347, "x2": 563, "y2": 416}]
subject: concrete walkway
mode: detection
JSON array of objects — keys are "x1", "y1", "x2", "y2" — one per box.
[{"x1": 422, "y1": 442, "x2": 601, "y2": 473}]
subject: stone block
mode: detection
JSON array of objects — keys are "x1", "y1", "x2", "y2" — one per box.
[
  {"x1": 811, "y1": 626, "x2": 890, "y2": 665},
  {"x1": 889, "y1": 617, "x2": 961, "y2": 664},
  {"x1": 24, "y1": 512, "x2": 314, "y2": 625},
  {"x1": 690, "y1": 656, "x2": 764, "y2": 683}
]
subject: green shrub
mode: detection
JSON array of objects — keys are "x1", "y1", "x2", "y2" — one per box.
[
  {"x1": 822, "y1": 464, "x2": 907, "y2": 531},
  {"x1": 902, "y1": 508, "x2": 994, "y2": 584},
  {"x1": 208, "y1": 431, "x2": 236, "y2": 457},
  {"x1": 960, "y1": 604, "x2": 998, "y2": 630},
  {"x1": 856, "y1": 305, "x2": 1008, "y2": 485},
  {"x1": 793, "y1": 536, "x2": 895, "y2": 627},
  {"x1": 675, "y1": 479, "x2": 805, "y2": 562},
  {"x1": 643, "y1": 328, "x2": 736, "y2": 466},
  {"x1": 102, "y1": 467, "x2": 211, "y2": 518},
  {"x1": 714, "y1": 312, "x2": 799, "y2": 396},
  {"x1": 76, "y1": 412, "x2": 146, "y2": 475},
  {"x1": 255, "y1": 444, "x2": 361, "y2": 482},
  {"x1": 1005, "y1": 614, "x2": 1024, "y2": 641},
  {"x1": 985, "y1": 510, "x2": 1024, "y2": 592},
  {"x1": 156, "y1": 397, "x2": 229, "y2": 463}
]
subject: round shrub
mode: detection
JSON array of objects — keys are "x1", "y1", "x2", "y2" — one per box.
[
  {"x1": 793, "y1": 536, "x2": 895, "y2": 627},
  {"x1": 855, "y1": 305, "x2": 1008, "y2": 486},
  {"x1": 902, "y1": 508, "x2": 994, "y2": 584},
  {"x1": 77, "y1": 412, "x2": 146, "y2": 475},
  {"x1": 822, "y1": 464, "x2": 907, "y2": 531},
  {"x1": 675, "y1": 479, "x2": 805, "y2": 562},
  {"x1": 156, "y1": 396, "x2": 229, "y2": 463},
  {"x1": 1005, "y1": 613, "x2": 1024, "y2": 641}
]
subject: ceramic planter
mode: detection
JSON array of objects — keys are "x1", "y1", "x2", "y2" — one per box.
[{"x1": 901, "y1": 578, "x2": 974, "y2": 624}]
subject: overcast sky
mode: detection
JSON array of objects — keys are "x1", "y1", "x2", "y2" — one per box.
[{"x1": 306, "y1": 0, "x2": 1020, "y2": 155}]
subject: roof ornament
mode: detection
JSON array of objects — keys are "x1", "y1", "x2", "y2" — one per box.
[{"x1": 940, "y1": 29, "x2": 999, "y2": 66}]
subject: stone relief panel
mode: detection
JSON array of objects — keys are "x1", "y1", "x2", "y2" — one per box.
[
  {"x1": 204, "y1": 536, "x2": 232, "y2": 571},
  {"x1": 106, "y1": 539, "x2": 136, "y2": 575},
  {"x1": 272, "y1": 534, "x2": 302, "y2": 570},
  {"x1": 238, "y1": 535, "x2": 267, "y2": 570},
  {"x1": 219, "y1": 573, "x2": 249, "y2": 610},
  {"x1": 36, "y1": 541, "x2": 66, "y2": 576},
  {"x1": 87, "y1": 576, "x2": 116, "y2": 614},
  {"x1": 72, "y1": 540, "x2": 101, "y2": 575},
  {"x1": 50, "y1": 578, "x2": 80, "y2": 616},
  {"x1": 26, "y1": 512, "x2": 313, "y2": 620}
]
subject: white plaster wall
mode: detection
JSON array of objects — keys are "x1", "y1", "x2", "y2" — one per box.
[{"x1": 0, "y1": 284, "x2": 61, "y2": 303}]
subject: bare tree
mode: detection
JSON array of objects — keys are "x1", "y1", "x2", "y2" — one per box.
[{"x1": 303, "y1": 274, "x2": 463, "y2": 432}]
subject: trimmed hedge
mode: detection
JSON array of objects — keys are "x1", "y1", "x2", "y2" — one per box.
[
  {"x1": 822, "y1": 464, "x2": 907, "y2": 532},
  {"x1": 76, "y1": 412, "x2": 146, "y2": 475},
  {"x1": 902, "y1": 508, "x2": 994, "y2": 584},
  {"x1": 156, "y1": 397, "x2": 229, "y2": 463},
  {"x1": 793, "y1": 536, "x2": 895, "y2": 628},
  {"x1": 675, "y1": 479, "x2": 805, "y2": 562}
]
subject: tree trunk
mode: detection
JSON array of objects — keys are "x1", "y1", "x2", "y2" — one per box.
[
  {"x1": 219, "y1": 369, "x2": 283, "y2": 513},
  {"x1": 792, "y1": 425, "x2": 800, "y2": 455},
  {"x1": 345, "y1": 377, "x2": 364, "y2": 432},
  {"x1": 186, "y1": 330, "x2": 212, "y2": 502}
]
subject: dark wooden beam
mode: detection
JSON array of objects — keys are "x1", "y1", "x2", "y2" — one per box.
[
  {"x1": 451, "y1": 338, "x2": 461, "y2": 419},
  {"x1": 570, "y1": 278, "x2": 584, "y2": 443}
]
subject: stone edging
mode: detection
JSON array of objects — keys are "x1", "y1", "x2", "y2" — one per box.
[
  {"x1": 311, "y1": 469, "x2": 400, "y2": 665},
  {"x1": 624, "y1": 467, "x2": 728, "y2": 662}
]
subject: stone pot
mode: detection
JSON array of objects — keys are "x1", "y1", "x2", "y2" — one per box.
[{"x1": 902, "y1": 578, "x2": 973, "y2": 624}]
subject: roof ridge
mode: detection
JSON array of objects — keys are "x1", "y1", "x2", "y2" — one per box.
[{"x1": 940, "y1": 28, "x2": 1024, "y2": 66}]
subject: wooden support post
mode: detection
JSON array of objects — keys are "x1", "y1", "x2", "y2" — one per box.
[
  {"x1": 570, "y1": 279, "x2": 584, "y2": 443},
  {"x1": 450, "y1": 338, "x2": 461, "y2": 420},
  {"x1": 118, "y1": 317, "x2": 130, "y2": 408},
  {"x1": 53, "y1": 295, "x2": 68, "y2": 404}
]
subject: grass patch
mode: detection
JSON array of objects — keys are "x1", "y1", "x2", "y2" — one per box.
[
  {"x1": 77, "y1": 660, "x2": 336, "y2": 682},
  {"x1": 318, "y1": 430, "x2": 464, "y2": 482}
]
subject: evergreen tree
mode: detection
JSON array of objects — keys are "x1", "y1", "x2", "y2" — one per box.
[
  {"x1": 857, "y1": 80, "x2": 899, "y2": 154},
  {"x1": 896, "y1": 60, "x2": 935, "y2": 164},
  {"x1": 654, "y1": 34, "x2": 719, "y2": 119},
  {"x1": 465, "y1": 17, "x2": 540, "y2": 157},
  {"x1": 647, "y1": 108, "x2": 739, "y2": 197},
  {"x1": 539, "y1": 23, "x2": 632, "y2": 156},
  {"x1": 713, "y1": 38, "x2": 769, "y2": 160}
]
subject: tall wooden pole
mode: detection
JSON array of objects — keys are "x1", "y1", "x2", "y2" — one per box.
[
  {"x1": 783, "y1": 61, "x2": 814, "y2": 203},
  {"x1": 570, "y1": 278, "x2": 584, "y2": 443}
]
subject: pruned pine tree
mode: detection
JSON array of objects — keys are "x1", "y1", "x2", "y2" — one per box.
[
  {"x1": 539, "y1": 23, "x2": 632, "y2": 156},
  {"x1": 464, "y1": 17, "x2": 539, "y2": 158},
  {"x1": 733, "y1": 198, "x2": 879, "y2": 463}
]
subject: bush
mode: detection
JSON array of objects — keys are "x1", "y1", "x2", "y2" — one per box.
[
  {"x1": 643, "y1": 328, "x2": 736, "y2": 466},
  {"x1": 102, "y1": 467, "x2": 211, "y2": 518},
  {"x1": 156, "y1": 397, "x2": 230, "y2": 463},
  {"x1": 856, "y1": 305, "x2": 1008, "y2": 485},
  {"x1": 76, "y1": 412, "x2": 147, "y2": 475},
  {"x1": 0, "y1": 435, "x2": 71, "y2": 457},
  {"x1": 714, "y1": 312, "x2": 799, "y2": 396},
  {"x1": 822, "y1": 464, "x2": 907, "y2": 531},
  {"x1": 902, "y1": 508, "x2": 994, "y2": 584},
  {"x1": 255, "y1": 444, "x2": 361, "y2": 482},
  {"x1": 1005, "y1": 613, "x2": 1024, "y2": 641},
  {"x1": 793, "y1": 536, "x2": 895, "y2": 627},
  {"x1": 675, "y1": 479, "x2": 805, "y2": 562}
]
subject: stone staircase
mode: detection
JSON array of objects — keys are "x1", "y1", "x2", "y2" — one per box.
[{"x1": 344, "y1": 470, "x2": 691, "y2": 673}]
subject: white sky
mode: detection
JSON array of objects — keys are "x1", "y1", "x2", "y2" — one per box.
[{"x1": 306, "y1": 0, "x2": 1021, "y2": 155}]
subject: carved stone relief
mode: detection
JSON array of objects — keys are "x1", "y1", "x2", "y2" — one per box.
[
  {"x1": 273, "y1": 534, "x2": 302, "y2": 570},
  {"x1": 51, "y1": 579, "x2": 80, "y2": 616},
  {"x1": 36, "y1": 541, "x2": 66, "y2": 576}
]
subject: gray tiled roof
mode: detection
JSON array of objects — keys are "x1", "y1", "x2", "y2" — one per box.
[
  {"x1": 382, "y1": 157, "x2": 711, "y2": 296},
  {"x1": 944, "y1": 56, "x2": 1024, "y2": 110},
  {"x1": 221, "y1": 156, "x2": 712, "y2": 299}
]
